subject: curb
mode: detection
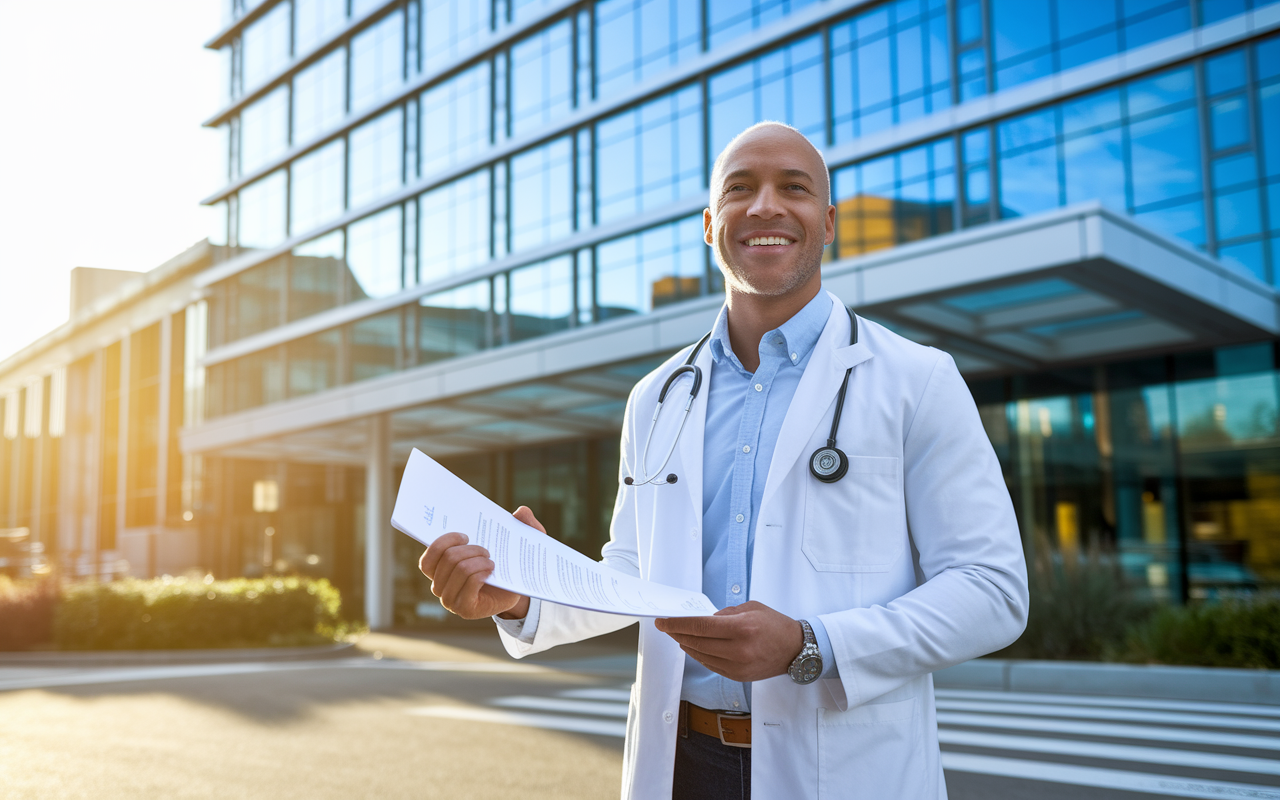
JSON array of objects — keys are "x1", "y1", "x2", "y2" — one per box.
[
  {"x1": 0, "y1": 641, "x2": 357, "y2": 667},
  {"x1": 935, "y1": 658, "x2": 1280, "y2": 706}
]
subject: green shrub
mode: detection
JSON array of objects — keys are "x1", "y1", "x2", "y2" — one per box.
[
  {"x1": 54, "y1": 576, "x2": 358, "y2": 650},
  {"x1": 1122, "y1": 597, "x2": 1280, "y2": 669},
  {"x1": 0, "y1": 576, "x2": 58, "y2": 651},
  {"x1": 998, "y1": 541, "x2": 1152, "y2": 661}
]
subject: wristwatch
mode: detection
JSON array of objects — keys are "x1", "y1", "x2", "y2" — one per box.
[{"x1": 788, "y1": 620, "x2": 823, "y2": 685}]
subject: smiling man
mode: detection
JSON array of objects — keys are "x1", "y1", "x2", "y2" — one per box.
[{"x1": 419, "y1": 122, "x2": 1029, "y2": 799}]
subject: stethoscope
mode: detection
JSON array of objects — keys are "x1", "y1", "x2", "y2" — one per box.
[{"x1": 624, "y1": 307, "x2": 858, "y2": 487}]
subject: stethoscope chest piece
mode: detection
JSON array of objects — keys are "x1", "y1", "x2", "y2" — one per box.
[{"x1": 809, "y1": 446, "x2": 848, "y2": 483}]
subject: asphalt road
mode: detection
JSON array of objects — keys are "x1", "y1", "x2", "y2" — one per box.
[{"x1": 0, "y1": 631, "x2": 1277, "y2": 799}]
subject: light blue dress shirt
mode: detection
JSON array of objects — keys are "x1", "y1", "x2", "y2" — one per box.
[
  {"x1": 682, "y1": 289, "x2": 837, "y2": 713},
  {"x1": 498, "y1": 290, "x2": 839, "y2": 712}
]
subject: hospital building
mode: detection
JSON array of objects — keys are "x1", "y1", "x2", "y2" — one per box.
[{"x1": 2, "y1": 0, "x2": 1280, "y2": 626}]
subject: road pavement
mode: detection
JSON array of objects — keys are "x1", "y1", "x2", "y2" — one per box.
[{"x1": 0, "y1": 631, "x2": 1277, "y2": 799}]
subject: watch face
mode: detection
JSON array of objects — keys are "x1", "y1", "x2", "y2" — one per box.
[{"x1": 792, "y1": 656, "x2": 821, "y2": 684}]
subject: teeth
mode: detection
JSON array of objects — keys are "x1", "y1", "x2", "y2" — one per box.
[{"x1": 746, "y1": 236, "x2": 793, "y2": 246}]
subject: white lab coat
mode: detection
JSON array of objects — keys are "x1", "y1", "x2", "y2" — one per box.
[{"x1": 498, "y1": 292, "x2": 1029, "y2": 799}]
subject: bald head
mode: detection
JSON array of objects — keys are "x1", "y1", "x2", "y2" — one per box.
[{"x1": 709, "y1": 122, "x2": 831, "y2": 207}]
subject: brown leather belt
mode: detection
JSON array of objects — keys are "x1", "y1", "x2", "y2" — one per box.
[{"x1": 678, "y1": 700, "x2": 751, "y2": 748}]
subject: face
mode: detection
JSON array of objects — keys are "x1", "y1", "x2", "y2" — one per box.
[{"x1": 704, "y1": 127, "x2": 835, "y2": 300}]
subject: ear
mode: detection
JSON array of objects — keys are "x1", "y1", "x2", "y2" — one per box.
[
  {"x1": 703, "y1": 207, "x2": 714, "y2": 245},
  {"x1": 823, "y1": 204, "x2": 836, "y2": 246}
]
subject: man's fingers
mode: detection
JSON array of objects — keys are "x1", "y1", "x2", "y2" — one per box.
[
  {"x1": 655, "y1": 614, "x2": 737, "y2": 638},
  {"x1": 429, "y1": 544, "x2": 492, "y2": 594},
  {"x1": 419, "y1": 532, "x2": 470, "y2": 579},
  {"x1": 512, "y1": 506, "x2": 547, "y2": 534},
  {"x1": 438, "y1": 554, "x2": 494, "y2": 612}
]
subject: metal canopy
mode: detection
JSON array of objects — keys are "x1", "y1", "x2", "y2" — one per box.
[{"x1": 184, "y1": 203, "x2": 1280, "y2": 464}]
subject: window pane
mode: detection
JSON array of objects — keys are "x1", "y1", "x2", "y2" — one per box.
[
  {"x1": 1129, "y1": 107, "x2": 1203, "y2": 207},
  {"x1": 423, "y1": 0, "x2": 492, "y2": 73},
  {"x1": 418, "y1": 281, "x2": 490, "y2": 363},
  {"x1": 508, "y1": 256, "x2": 574, "y2": 343},
  {"x1": 293, "y1": 48, "x2": 347, "y2": 144},
  {"x1": 1063, "y1": 127, "x2": 1127, "y2": 210},
  {"x1": 1127, "y1": 66, "x2": 1196, "y2": 118},
  {"x1": 347, "y1": 206, "x2": 404, "y2": 300},
  {"x1": 287, "y1": 329, "x2": 341, "y2": 397},
  {"x1": 290, "y1": 138, "x2": 346, "y2": 235},
  {"x1": 1207, "y1": 50, "x2": 1248, "y2": 96},
  {"x1": 596, "y1": 215, "x2": 707, "y2": 318},
  {"x1": 1132, "y1": 197, "x2": 1205, "y2": 246},
  {"x1": 595, "y1": 0, "x2": 702, "y2": 97},
  {"x1": 348, "y1": 107, "x2": 404, "y2": 209},
  {"x1": 1211, "y1": 96, "x2": 1251, "y2": 151},
  {"x1": 348, "y1": 310, "x2": 401, "y2": 382},
  {"x1": 418, "y1": 170, "x2": 491, "y2": 282},
  {"x1": 991, "y1": 0, "x2": 1052, "y2": 90},
  {"x1": 238, "y1": 169, "x2": 288, "y2": 250},
  {"x1": 709, "y1": 35, "x2": 825, "y2": 159},
  {"x1": 241, "y1": 1, "x2": 292, "y2": 91},
  {"x1": 596, "y1": 86, "x2": 703, "y2": 224},
  {"x1": 350, "y1": 10, "x2": 405, "y2": 114},
  {"x1": 240, "y1": 85, "x2": 290, "y2": 175},
  {"x1": 999, "y1": 143, "x2": 1060, "y2": 218},
  {"x1": 1215, "y1": 185, "x2": 1264, "y2": 240},
  {"x1": 420, "y1": 61, "x2": 491, "y2": 176},
  {"x1": 1261, "y1": 84, "x2": 1280, "y2": 178},
  {"x1": 1217, "y1": 239, "x2": 1266, "y2": 282},
  {"x1": 509, "y1": 21, "x2": 573, "y2": 137},
  {"x1": 289, "y1": 230, "x2": 345, "y2": 321},
  {"x1": 229, "y1": 347, "x2": 285, "y2": 411},
  {"x1": 509, "y1": 138, "x2": 573, "y2": 252},
  {"x1": 227, "y1": 258, "x2": 285, "y2": 341},
  {"x1": 294, "y1": 0, "x2": 347, "y2": 54}
]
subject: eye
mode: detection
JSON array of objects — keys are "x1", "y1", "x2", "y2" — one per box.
[{"x1": 787, "y1": 183, "x2": 809, "y2": 192}]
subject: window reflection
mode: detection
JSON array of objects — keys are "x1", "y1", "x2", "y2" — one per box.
[
  {"x1": 418, "y1": 170, "x2": 491, "y2": 282},
  {"x1": 708, "y1": 35, "x2": 825, "y2": 162},
  {"x1": 508, "y1": 256, "x2": 574, "y2": 343},
  {"x1": 228, "y1": 347, "x2": 285, "y2": 413},
  {"x1": 290, "y1": 139, "x2": 345, "y2": 236},
  {"x1": 834, "y1": 139, "x2": 955, "y2": 257},
  {"x1": 595, "y1": 0, "x2": 701, "y2": 98},
  {"x1": 596, "y1": 216, "x2": 707, "y2": 319},
  {"x1": 293, "y1": 48, "x2": 347, "y2": 145},
  {"x1": 509, "y1": 21, "x2": 573, "y2": 138},
  {"x1": 294, "y1": 0, "x2": 347, "y2": 55},
  {"x1": 289, "y1": 231, "x2": 346, "y2": 321},
  {"x1": 423, "y1": 0, "x2": 491, "y2": 74},
  {"x1": 347, "y1": 206, "x2": 404, "y2": 300},
  {"x1": 240, "y1": 86, "x2": 290, "y2": 176},
  {"x1": 348, "y1": 107, "x2": 404, "y2": 209},
  {"x1": 287, "y1": 328, "x2": 341, "y2": 398},
  {"x1": 350, "y1": 9, "x2": 405, "y2": 114},
  {"x1": 241, "y1": 1, "x2": 292, "y2": 91},
  {"x1": 509, "y1": 138, "x2": 573, "y2": 252},
  {"x1": 238, "y1": 169, "x2": 288, "y2": 250},
  {"x1": 420, "y1": 62, "x2": 491, "y2": 176},
  {"x1": 418, "y1": 280, "x2": 491, "y2": 363},
  {"x1": 348, "y1": 310, "x2": 401, "y2": 382},
  {"x1": 595, "y1": 86, "x2": 703, "y2": 224},
  {"x1": 707, "y1": 0, "x2": 820, "y2": 49}
]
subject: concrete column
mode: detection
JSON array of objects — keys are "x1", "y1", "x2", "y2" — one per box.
[
  {"x1": 364, "y1": 412, "x2": 392, "y2": 630},
  {"x1": 155, "y1": 314, "x2": 172, "y2": 529}
]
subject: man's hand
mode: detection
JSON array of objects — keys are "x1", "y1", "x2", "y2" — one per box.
[
  {"x1": 654, "y1": 601, "x2": 804, "y2": 682},
  {"x1": 418, "y1": 506, "x2": 543, "y2": 621}
]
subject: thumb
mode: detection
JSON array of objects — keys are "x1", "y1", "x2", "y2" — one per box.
[{"x1": 512, "y1": 505, "x2": 547, "y2": 534}]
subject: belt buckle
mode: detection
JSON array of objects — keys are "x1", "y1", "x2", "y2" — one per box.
[{"x1": 716, "y1": 712, "x2": 751, "y2": 749}]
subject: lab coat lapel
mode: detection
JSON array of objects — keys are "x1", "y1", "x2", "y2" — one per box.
[{"x1": 760, "y1": 295, "x2": 874, "y2": 513}]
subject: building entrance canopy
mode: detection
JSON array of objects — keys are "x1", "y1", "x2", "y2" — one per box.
[{"x1": 181, "y1": 204, "x2": 1280, "y2": 464}]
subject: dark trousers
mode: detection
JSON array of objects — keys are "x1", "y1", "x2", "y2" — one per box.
[{"x1": 671, "y1": 730, "x2": 751, "y2": 800}]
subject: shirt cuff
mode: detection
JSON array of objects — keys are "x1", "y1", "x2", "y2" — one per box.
[
  {"x1": 806, "y1": 616, "x2": 840, "y2": 680},
  {"x1": 493, "y1": 598, "x2": 541, "y2": 644}
]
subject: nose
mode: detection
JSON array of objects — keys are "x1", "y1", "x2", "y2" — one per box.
[{"x1": 747, "y1": 183, "x2": 786, "y2": 219}]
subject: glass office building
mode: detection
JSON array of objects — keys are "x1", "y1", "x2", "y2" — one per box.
[{"x1": 23, "y1": 0, "x2": 1280, "y2": 623}]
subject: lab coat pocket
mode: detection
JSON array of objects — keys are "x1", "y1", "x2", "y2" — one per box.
[
  {"x1": 802, "y1": 455, "x2": 904, "y2": 572},
  {"x1": 817, "y1": 697, "x2": 922, "y2": 799}
]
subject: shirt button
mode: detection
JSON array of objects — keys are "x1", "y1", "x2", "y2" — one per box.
[
  {"x1": 791, "y1": 353, "x2": 798, "y2": 361},
  {"x1": 754, "y1": 383, "x2": 762, "y2": 392},
  {"x1": 664, "y1": 711, "x2": 674, "y2": 723},
  {"x1": 733, "y1": 701, "x2": 740, "y2": 708},
  {"x1": 735, "y1": 514, "x2": 744, "y2": 523},
  {"x1": 731, "y1": 584, "x2": 741, "y2": 594},
  {"x1": 742, "y1": 445, "x2": 750, "y2": 453}
]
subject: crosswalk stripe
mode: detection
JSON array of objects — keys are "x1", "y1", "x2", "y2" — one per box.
[
  {"x1": 407, "y1": 705, "x2": 627, "y2": 738},
  {"x1": 936, "y1": 689, "x2": 1280, "y2": 719},
  {"x1": 939, "y1": 729, "x2": 1280, "y2": 775},
  {"x1": 938, "y1": 711, "x2": 1280, "y2": 750},
  {"x1": 936, "y1": 699, "x2": 1280, "y2": 732},
  {"x1": 941, "y1": 752, "x2": 1280, "y2": 799},
  {"x1": 492, "y1": 696, "x2": 630, "y2": 718}
]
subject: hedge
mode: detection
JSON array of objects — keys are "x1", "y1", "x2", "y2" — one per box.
[
  {"x1": 0, "y1": 577, "x2": 58, "y2": 650},
  {"x1": 1122, "y1": 597, "x2": 1280, "y2": 669},
  {"x1": 54, "y1": 576, "x2": 355, "y2": 650}
]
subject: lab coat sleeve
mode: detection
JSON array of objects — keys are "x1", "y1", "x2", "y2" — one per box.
[
  {"x1": 818, "y1": 352, "x2": 1028, "y2": 708},
  {"x1": 495, "y1": 384, "x2": 645, "y2": 658}
]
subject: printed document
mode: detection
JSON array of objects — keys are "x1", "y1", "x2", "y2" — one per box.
[{"x1": 391, "y1": 448, "x2": 717, "y2": 618}]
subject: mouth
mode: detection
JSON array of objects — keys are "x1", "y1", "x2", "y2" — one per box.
[{"x1": 742, "y1": 235, "x2": 797, "y2": 247}]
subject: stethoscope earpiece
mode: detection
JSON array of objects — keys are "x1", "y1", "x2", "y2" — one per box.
[{"x1": 809, "y1": 446, "x2": 848, "y2": 483}]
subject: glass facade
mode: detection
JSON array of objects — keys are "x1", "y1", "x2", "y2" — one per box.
[{"x1": 182, "y1": 0, "x2": 1280, "y2": 602}]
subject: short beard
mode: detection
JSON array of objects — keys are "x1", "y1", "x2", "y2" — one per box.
[{"x1": 715, "y1": 236, "x2": 825, "y2": 298}]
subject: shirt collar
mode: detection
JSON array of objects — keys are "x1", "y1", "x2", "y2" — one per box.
[{"x1": 709, "y1": 290, "x2": 833, "y2": 372}]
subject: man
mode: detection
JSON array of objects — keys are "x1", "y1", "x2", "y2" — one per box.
[{"x1": 420, "y1": 122, "x2": 1028, "y2": 799}]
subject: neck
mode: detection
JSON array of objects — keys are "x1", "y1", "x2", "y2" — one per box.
[{"x1": 724, "y1": 280, "x2": 822, "y2": 374}]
